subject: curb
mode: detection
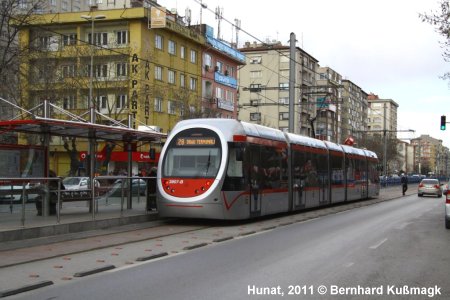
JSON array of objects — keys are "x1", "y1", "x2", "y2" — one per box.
[{"x1": 0, "y1": 280, "x2": 53, "y2": 298}]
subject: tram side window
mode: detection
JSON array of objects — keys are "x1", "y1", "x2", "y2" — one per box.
[
  {"x1": 223, "y1": 144, "x2": 245, "y2": 191},
  {"x1": 226, "y1": 146, "x2": 243, "y2": 177},
  {"x1": 293, "y1": 148, "x2": 319, "y2": 187},
  {"x1": 260, "y1": 146, "x2": 282, "y2": 189},
  {"x1": 346, "y1": 157, "x2": 355, "y2": 184},
  {"x1": 317, "y1": 153, "x2": 328, "y2": 186},
  {"x1": 368, "y1": 160, "x2": 379, "y2": 183},
  {"x1": 353, "y1": 157, "x2": 365, "y2": 182},
  {"x1": 330, "y1": 154, "x2": 344, "y2": 185}
]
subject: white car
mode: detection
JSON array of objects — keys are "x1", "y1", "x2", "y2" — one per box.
[{"x1": 62, "y1": 177, "x2": 100, "y2": 190}]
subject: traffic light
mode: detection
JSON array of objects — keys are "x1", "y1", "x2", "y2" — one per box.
[{"x1": 441, "y1": 115, "x2": 446, "y2": 130}]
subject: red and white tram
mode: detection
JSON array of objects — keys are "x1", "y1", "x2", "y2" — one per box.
[{"x1": 157, "y1": 119, "x2": 380, "y2": 220}]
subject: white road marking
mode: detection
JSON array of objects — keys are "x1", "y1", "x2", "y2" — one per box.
[{"x1": 369, "y1": 238, "x2": 388, "y2": 249}]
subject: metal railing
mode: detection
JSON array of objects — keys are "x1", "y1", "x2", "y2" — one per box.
[{"x1": 0, "y1": 175, "x2": 157, "y2": 228}]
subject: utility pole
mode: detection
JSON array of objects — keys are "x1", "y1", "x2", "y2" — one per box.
[
  {"x1": 383, "y1": 103, "x2": 387, "y2": 179},
  {"x1": 288, "y1": 32, "x2": 296, "y2": 133}
]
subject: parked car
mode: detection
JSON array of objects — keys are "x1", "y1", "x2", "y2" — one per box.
[
  {"x1": 62, "y1": 177, "x2": 100, "y2": 190},
  {"x1": 446, "y1": 192, "x2": 450, "y2": 229},
  {"x1": 108, "y1": 178, "x2": 147, "y2": 197},
  {"x1": 418, "y1": 178, "x2": 442, "y2": 198},
  {"x1": 0, "y1": 182, "x2": 41, "y2": 203}
]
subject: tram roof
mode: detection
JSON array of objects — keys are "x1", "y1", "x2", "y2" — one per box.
[
  {"x1": 341, "y1": 144, "x2": 366, "y2": 156},
  {"x1": 285, "y1": 132, "x2": 327, "y2": 149},
  {"x1": 0, "y1": 117, "x2": 166, "y2": 142},
  {"x1": 324, "y1": 141, "x2": 344, "y2": 152}
]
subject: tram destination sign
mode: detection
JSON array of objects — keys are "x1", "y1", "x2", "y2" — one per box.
[{"x1": 176, "y1": 137, "x2": 216, "y2": 146}]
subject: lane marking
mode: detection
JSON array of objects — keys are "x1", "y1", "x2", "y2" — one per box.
[
  {"x1": 344, "y1": 262, "x2": 354, "y2": 268},
  {"x1": 369, "y1": 238, "x2": 388, "y2": 249},
  {"x1": 396, "y1": 222, "x2": 412, "y2": 230}
]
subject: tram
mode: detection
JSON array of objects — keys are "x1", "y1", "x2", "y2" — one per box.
[{"x1": 157, "y1": 119, "x2": 380, "y2": 220}]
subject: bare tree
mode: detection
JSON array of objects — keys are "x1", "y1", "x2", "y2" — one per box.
[
  {"x1": 0, "y1": 0, "x2": 47, "y2": 102},
  {"x1": 420, "y1": 0, "x2": 450, "y2": 81}
]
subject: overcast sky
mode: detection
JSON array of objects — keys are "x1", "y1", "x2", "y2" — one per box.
[{"x1": 158, "y1": 0, "x2": 450, "y2": 147}]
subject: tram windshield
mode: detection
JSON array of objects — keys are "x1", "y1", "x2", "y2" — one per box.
[{"x1": 162, "y1": 128, "x2": 222, "y2": 178}]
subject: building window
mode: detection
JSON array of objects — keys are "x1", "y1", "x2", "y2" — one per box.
[
  {"x1": 226, "y1": 90, "x2": 234, "y2": 102},
  {"x1": 61, "y1": 65, "x2": 76, "y2": 78},
  {"x1": 216, "y1": 61, "x2": 223, "y2": 73},
  {"x1": 190, "y1": 50, "x2": 197, "y2": 63},
  {"x1": 116, "y1": 31, "x2": 128, "y2": 45},
  {"x1": 116, "y1": 94, "x2": 127, "y2": 109},
  {"x1": 180, "y1": 46, "x2": 186, "y2": 59},
  {"x1": 250, "y1": 71, "x2": 262, "y2": 78},
  {"x1": 279, "y1": 83, "x2": 289, "y2": 90},
  {"x1": 279, "y1": 112, "x2": 289, "y2": 120},
  {"x1": 154, "y1": 97, "x2": 163, "y2": 112},
  {"x1": 155, "y1": 34, "x2": 163, "y2": 50},
  {"x1": 227, "y1": 66, "x2": 234, "y2": 77},
  {"x1": 88, "y1": 32, "x2": 108, "y2": 46},
  {"x1": 179, "y1": 102, "x2": 185, "y2": 117},
  {"x1": 94, "y1": 64, "x2": 108, "y2": 77},
  {"x1": 155, "y1": 66, "x2": 163, "y2": 81},
  {"x1": 279, "y1": 97, "x2": 289, "y2": 105},
  {"x1": 63, "y1": 95, "x2": 76, "y2": 109},
  {"x1": 62, "y1": 33, "x2": 77, "y2": 46},
  {"x1": 97, "y1": 95, "x2": 108, "y2": 111},
  {"x1": 168, "y1": 100, "x2": 176, "y2": 115},
  {"x1": 168, "y1": 40, "x2": 176, "y2": 55},
  {"x1": 189, "y1": 77, "x2": 197, "y2": 90},
  {"x1": 168, "y1": 70, "x2": 175, "y2": 84},
  {"x1": 204, "y1": 53, "x2": 212, "y2": 68},
  {"x1": 216, "y1": 87, "x2": 223, "y2": 99},
  {"x1": 249, "y1": 56, "x2": 262, "y2": 64},
  {"x1": 116, "y1": 62, "x2": 127, "y2": 77},
  {"x1": 180, "y1": 73, "x2": 185, "y2": 88},
  {"x1": 250, "y1": 112, "x2": 261, "y2": 121}
]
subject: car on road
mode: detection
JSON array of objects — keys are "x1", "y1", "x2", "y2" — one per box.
[
  {"x1": 442, "y1": 181, "x2": 449, "y2": 195},
  {"x1": 418, "y1": 178, "x2": 442, "y2": 198},
  {"x1": 446, "y1": 191, "x2": 450, "y2": 229}
]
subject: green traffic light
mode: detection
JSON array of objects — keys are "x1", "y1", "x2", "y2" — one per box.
[{"x1": 441, "y1": 115, "x2": 446, "y2": 130}]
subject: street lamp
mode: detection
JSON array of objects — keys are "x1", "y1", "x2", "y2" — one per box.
[
  {"x1": 80, "y1": 14, "x2": 106, "y2": 124},
  {"x1": 81, "y1": 13, "x2": 105, "y2": 218}
]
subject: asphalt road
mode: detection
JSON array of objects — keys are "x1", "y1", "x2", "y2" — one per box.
[{"x1": 7, "y1": 193, "x2": 449, "y2": 300}]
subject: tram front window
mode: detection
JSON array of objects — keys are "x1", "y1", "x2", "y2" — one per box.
[{"x1": 163, "y1": 148, "x2": 221, "y2": 178}]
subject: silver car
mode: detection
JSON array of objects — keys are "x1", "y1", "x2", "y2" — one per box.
[{"x1": 418, "y1": 179, "x2": 442, "y2": 198}]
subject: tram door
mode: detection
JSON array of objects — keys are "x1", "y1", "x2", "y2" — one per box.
[{"x1": 247, "y1": 145, "x2": 262, "y2": 217}]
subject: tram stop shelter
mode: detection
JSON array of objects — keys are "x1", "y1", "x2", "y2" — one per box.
[{"x1": 0, "y1": 98, "x2": 166, "y2": 240}]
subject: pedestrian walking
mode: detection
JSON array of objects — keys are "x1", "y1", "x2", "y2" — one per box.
[{"x1": 401, "y1": 173, "x2": 408, "y2": 196}]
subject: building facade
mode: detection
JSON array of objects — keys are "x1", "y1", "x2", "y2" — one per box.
[
  {"x1": 238, "y1": 41, "x2": 318, "y2": 135},
  {"x1": 315, "y1": 66, "x2": 342, "y2": 142},
  {"x1": 411, "y1": 135, "x2": 448, "y2": 176},
  {"x1": 340, "y1": 79, "x2": 368, "y2": 144}
]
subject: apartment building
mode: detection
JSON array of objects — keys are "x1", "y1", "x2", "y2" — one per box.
[
  {"x1": 18, "y1": 6, "x2": 205, "y2": 174},
  {"x1": 411, "y1": 135, "x2": 448, "y2": 176},
  {"x1": 340, "y1": 79, "x2": 368, "y2": 144},
  {"x1": 315, "y1": 66, "x2": 342, "y2": 142},
  {"x1": 198, "y1": 25, "x2": 245, "y2": 119},
  {"x1": 367, "y1": 94, "x2": 398, "y2": 134},
  {"x1": 238, "y1": 41, "x2": 318, "y2": 135}
]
